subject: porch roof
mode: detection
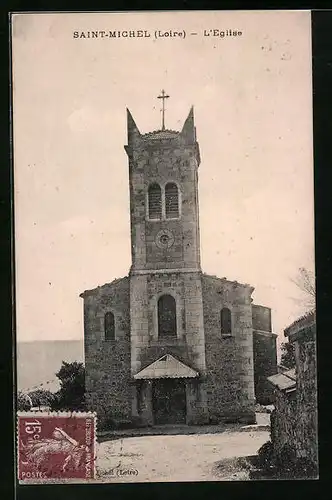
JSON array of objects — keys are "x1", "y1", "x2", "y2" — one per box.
[{"x1": 134, "y1": 354, "x2": 199, "y2": 380}]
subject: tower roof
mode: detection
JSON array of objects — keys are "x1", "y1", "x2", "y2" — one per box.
[
  {"x1": 141, "y1": 129, "x2": 179, "y2": 140},
  {"x1": 125, "y1": 106, "x2": 200, "y2": 164}
]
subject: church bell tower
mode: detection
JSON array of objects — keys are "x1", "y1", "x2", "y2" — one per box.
[
  {"x1": 124, "y1": 93, "x2": 207, "y2": 424},
  {"x1": 125, "y1": 103, "x2": 202, "y2": 275}
]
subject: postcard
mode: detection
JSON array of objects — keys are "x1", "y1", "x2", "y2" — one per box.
[{"x1": 12, "y1": 10, "x2": 317, "y2": 483}]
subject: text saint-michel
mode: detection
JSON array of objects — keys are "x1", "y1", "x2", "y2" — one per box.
[
  {"x1": 73, "y1": 29, "x2": 243, "y2": 39},
  {"x1": 73, "y1": 30, "x2": 152, "y2": 39}
]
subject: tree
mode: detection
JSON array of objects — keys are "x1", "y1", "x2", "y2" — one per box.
[
  {"x1": 51, "y1": 361, "x2": 85, "y2": 411},
  {"x1": 280, "y1": 341, "x2": 296, "y2": 369},
  {"x1": 17, "y1": 392, "x2": 32, "y2": 411},
  {"x1": 28, "y1": 389, "x2": 55, "y2": 409},
  {"x1": 291, "y1": 266, "x2": 315, "y2": 312}
]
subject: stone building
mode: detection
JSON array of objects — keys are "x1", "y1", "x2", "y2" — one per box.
[
  {"x1": 268, "y1": 310, "x2": 318, "y2": 471},
  {"x1": 80, "y1": 104, "x2": 277, "y2": 428}
]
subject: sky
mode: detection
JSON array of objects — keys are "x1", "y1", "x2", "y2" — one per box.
[{"x1": 12, "y1": 11, "x2": 314, "y2": 355}]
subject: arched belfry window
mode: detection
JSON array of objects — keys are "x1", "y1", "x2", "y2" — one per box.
[
  {"x1": 104, "y1": 312, "x2": 115, "y2": 341},
  {"x1": 158, "y1": 295, "x2": 177, "y2": 338},
  {"x1": 221, "y1": 307, "x2": 232, "y2": 335},
  {"x1": 165, "y1": 182, "x2": 179, "y2": 219},
  {"x1": 148, "y1": 183, "x2": 162, "y2": 219}
]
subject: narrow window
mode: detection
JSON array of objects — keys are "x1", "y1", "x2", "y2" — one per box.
[
  {"x1": 221, "y1": 307, "x2": 232, "y2": 335},
  {"x1": 148, "y1": 183, "x2": 162, "y2": 219},
  {"x1": 105, "y1": 312, "x2": 115, "y2": 341},
  {"x1": 165, "y1": 182, "x2": 179, "y2": 219},
  {"x1": 158, "y1": 294, "x2": 177, "y2": 338}
]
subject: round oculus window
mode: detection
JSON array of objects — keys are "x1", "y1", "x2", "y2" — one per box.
[{"x1": 155, "y1": 229, "x2": 175, "y2": 249}]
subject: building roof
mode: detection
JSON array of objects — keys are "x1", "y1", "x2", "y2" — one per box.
[
  {"x1": 142, "y1": 129, "x2": 180, "y2": 140},
  {"x1": 284, "y1": 310, "x2": 316, "y2": 338},
  {"x1": 202, "y1": 272, "x2": 254, "y2": 291},
  {"x1": 267, "y1": 368, "x2": 296, "y2": 393},
  {"x1": 79, "y1": 275, "x2": 128, "y2": 298},
  {"x1": 278, "y1": 364, "x2": 291, "y2": 374},
  {"x1": 254, "y1": 330, "x2": 278, "y2": 338},
  {"x1": 134, "y1": 354, "x2": 199, "y2": 380}
]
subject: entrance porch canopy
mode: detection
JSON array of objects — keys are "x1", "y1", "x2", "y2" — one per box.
[{"x1": 134, "y1": 354, "x2": 199, "y2": 380}]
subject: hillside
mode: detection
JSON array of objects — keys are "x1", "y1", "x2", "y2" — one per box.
[{"x1": 16, "y1": 340, "x2": 84, "y2": 392}]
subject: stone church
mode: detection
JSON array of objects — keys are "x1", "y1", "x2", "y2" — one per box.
[{"x1": 81, "y1": 101, "x2": 277, "y2": 428}]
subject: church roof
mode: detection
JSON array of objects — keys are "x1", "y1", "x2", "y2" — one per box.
[
  {"x1": 142, "y1": 129, "x2": 179, "y2": 140},
  {"x1": 202, "y1": 273, "x2": 254, "y2": 291},
  {"x1": 79, "y1": 275, "x2": 128, "y2": 298},
  {"x1": 133, "y1": 354, "x2": 199, "y2": 379}
]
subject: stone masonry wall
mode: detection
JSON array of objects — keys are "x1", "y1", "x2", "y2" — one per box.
[
  {"x1": 253, "y1": 331, "x2": 277, "y2": 404},
  {"x1": 252, "y1": 304, "x2": 277, "y2": 404},
  {"x1": 131, "y1": 145, "x2": 200, "y2": 271},
  {"x1": 294, "y1": 338, "x2": 318, "y2": 463},
  {"x1": 252, "y1": 304, "x2": 272, "y2": 332},
  {"x1": 135, "y1": 271, "x2": 206, "y2": 373},
  {"x1": 83, "y1": 277, "x2": 132, "y2": 428},
  {"x1": 271, "y1": 321, "x2": 318, "y2": 470},
  {"x1": 130, "y1": 274, "x2": 149, "y2": 376},
  {"x1": 202, "y1": 274, "x2": 255, "y2": 423},
  {"x1": 131, "y1": 270, "x2": 207, "y2": 423},
  {"x1": 270, "y1": 390, "x2": 297, "y2": 456}
]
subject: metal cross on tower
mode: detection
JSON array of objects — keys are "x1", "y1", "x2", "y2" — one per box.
[{"x1": 157, "y1": 89, "x2": 170, "y2": 131}]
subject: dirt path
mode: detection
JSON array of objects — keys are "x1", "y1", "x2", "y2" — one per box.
[{"x1": 96, "y1": 429, "x2": 269, "y2": 482}]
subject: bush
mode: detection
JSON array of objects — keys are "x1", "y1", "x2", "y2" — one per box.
[
  {"x1": 100, "y1": 416, "x2": 117, "y2": 431},
  {"x1": 131, "y1": 415, "x2": 145, "y2": 428},
  {"x1": 294, "y1": 457, "x2": 318, "y2": 479},
  {"x1": 51, "y1": 361, "x2": 85, "y2": 411},
  {"x1": 276, "y1": 443, "x2": 297, "y2": 469},
  {"x1": 280, "y1": 342, "x2": 296, "y2": 369},
  {"x1": 17, "y1": 392, "x2": 32, "y2": 411},
  {"x1": 28, "y1": 389, "x2": 55, "y2": 408},
  {"x1": 116, "y1": 420, "x2": 135, "y2": 430},
  {"x1": 273, "y1": 443, "x2": 298, "y2": 478},
  {"x1": 257, "y1": 440, "x2": 274, "y2": 468}
]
